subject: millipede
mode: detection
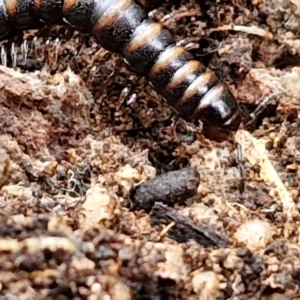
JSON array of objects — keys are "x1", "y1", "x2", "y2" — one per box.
[{"x1": 0, "y1": 0, "x2": 244, "y2": 141}]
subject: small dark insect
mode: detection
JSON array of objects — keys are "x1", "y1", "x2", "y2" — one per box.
[
  {"x1": 130, "y1": 168, "x2": 200, "y2": 212},
  {"x1": 0, "y1": 0, "x2": 242, "y2": 141}
]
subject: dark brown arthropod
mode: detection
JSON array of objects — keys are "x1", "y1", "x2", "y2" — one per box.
[
  {"x1": 0, "y1": 0, "x2": 243, "y2": 141},
  {"x1": 130, "y1": 168, "x2": 200, "y2": 212}
]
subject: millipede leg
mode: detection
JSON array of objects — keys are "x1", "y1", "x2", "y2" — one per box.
[{"x1": 243, "y1": 92, "x2": 280, "y2": 128}]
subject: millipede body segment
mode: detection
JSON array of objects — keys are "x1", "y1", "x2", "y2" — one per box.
[{"x1": 0, "y1": 0, "x2": 242, "y2": 140}]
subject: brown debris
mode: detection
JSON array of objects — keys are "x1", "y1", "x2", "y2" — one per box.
[
  {"x1": 130, "y1": 168, "x2": 200, "y2": 212},
  {"x1": 150, "y1": 202, "x2": 228, "y2": 248},
  {"x1": 235, "y1": 130, "x2": 296, "y2": 219}
]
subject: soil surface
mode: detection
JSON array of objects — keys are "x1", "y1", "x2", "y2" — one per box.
[{"x1": 0, "y1": 0, "x2": 300, "y2": 299}]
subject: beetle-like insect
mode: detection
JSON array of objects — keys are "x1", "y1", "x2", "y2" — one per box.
[{"x1": 0, "y1": 0, "x2": 242, "y2": 141}]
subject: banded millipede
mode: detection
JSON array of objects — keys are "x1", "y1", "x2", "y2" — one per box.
[{"x1": 0, "y1": 0, "x2": 242, "y2": 141}]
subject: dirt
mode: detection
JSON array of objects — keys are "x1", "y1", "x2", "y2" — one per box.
[{"x1": 0, "y1": 0, "x2": 300, "y2": 299}]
